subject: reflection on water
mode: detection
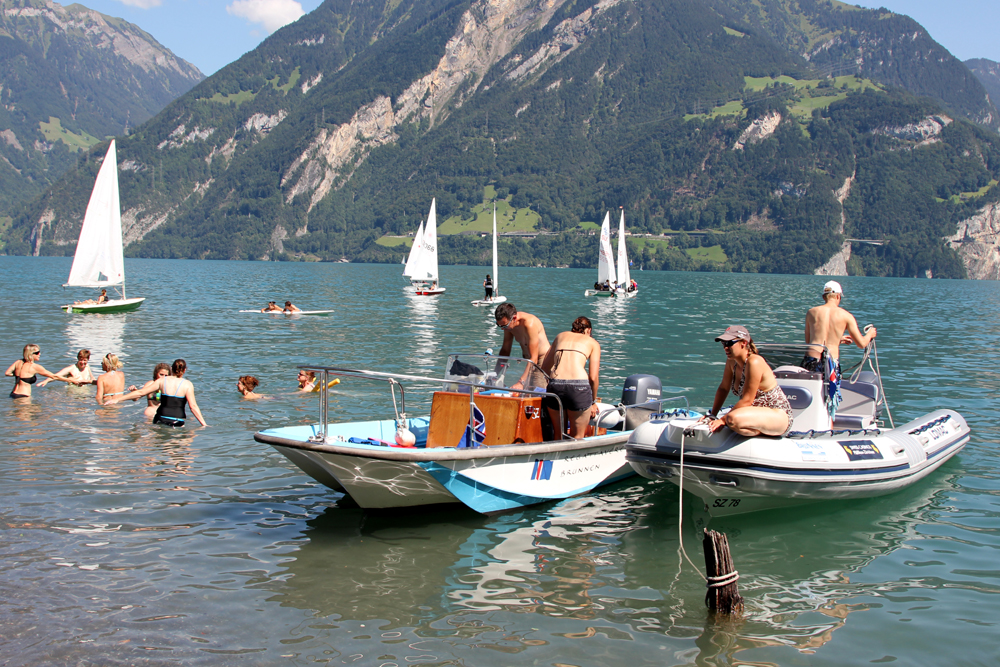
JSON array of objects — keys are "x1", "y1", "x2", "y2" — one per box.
[
  {"x1": 3, "y1": 257, "x2": 1000, "y2": 666},
  {"x1": 63, "y1": 312, "x2": 126, "y2": 362}
]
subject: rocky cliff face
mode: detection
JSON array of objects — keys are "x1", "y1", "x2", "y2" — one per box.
[{"x1": 945, "y1": 203, "x2": 1000, "y2": 280}]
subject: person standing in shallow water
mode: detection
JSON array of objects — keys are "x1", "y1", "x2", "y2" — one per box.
[
  {"x1": 38, "y1": 349, "x2": 97, "y2": 386},
  {"x1": 96, "y1": 354, "x2": 136, "y2": 405},
  {"x1": 106, "y1": 359, "x2": 208, "y2": 427},
  {"x1": 6, "y1": 344, "x2": 81, "y2": 398}
]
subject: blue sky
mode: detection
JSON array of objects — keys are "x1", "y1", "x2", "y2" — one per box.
[{"x1": 78, "y1": 0, "x2": 1000, "y2": 76}]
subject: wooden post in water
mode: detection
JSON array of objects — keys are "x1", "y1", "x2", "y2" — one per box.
[{"x1": 703, "y1": 529, "x2": 743, "y2": 615}]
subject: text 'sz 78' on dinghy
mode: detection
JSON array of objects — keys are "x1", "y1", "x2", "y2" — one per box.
[
  {"x1": 254, "y1": 356, "x2": 677, "y2": 513},
  {"x1": 625, "y1": 343, "x2": 970, "y2": 517}
]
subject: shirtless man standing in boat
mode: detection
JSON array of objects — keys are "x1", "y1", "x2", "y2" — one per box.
[
  {"x1": 802, "y1": 281, "x2": 877, "y2": 397},
  {"x1": 494, "y1": 302, "x2": 550, "y2": 391}
]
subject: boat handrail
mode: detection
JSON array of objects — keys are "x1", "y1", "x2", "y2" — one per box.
[{"x1": 298, "y1": 363, "x2": 570, "y2": 444}]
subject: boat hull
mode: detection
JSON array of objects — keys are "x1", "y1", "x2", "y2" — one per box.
[
  {"x1": 584, "y1": 289, "x2": 616, "y2": 297},
  {"x1": 626, "y1": 409, "x2": 970, "y2": 516},
  {"x1": 471, "y1": 296, "x2": 507, "y2": 306},
  {"x1": 414, "y1": 287, "x2": 446, "y2": 295},
  {"x1": 63, "y1": 297, "x2": 145, "y2": 314},
  {"x1": 256, "y1": 419, "x2": 634, "y2": 513}
]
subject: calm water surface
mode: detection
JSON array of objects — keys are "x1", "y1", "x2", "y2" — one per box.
[{"x1": 2, "y1": 257, "x2": 998, "y2": 666}]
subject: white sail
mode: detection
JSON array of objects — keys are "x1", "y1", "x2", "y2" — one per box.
[
  {"x1": 65, "y1": 141, "x2": 124, "y2": 288},
  {"x1": 410, "y1": 199, "x2": 439, "y2": 283},
  {"x1": 616, "y1": 209, "x2": 631, "y2": 288},
  {"x1": 492, "y1": 204, "x2": 499, "y2": 295},
  {"x1": 402, "y1": 220, "x2": 424, "y2": 278},
  {"x1": 597, "y1": 211, "x2": 616, "y2": 286}
]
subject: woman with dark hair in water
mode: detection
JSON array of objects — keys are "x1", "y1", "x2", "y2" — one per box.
[
  {"x1": 107, "y1": 359, "x2": 208, "y2": 427},
  {"x1": 237, "y1": 375, "x2": 262, "y2": 399},
  {"x1": 6, "y1": 344, "x2": 81, "y2": 398},
  {"x1": 140, "y1": 363, "x2": 171, "y2": 418}
]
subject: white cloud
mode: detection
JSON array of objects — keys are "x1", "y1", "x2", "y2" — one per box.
[
  {"x1": 226, "y1": 0, "x2": 304, "y2": 33},
  {"x1": 117, "y1": 0, "x2": 162, "y2": 8}
]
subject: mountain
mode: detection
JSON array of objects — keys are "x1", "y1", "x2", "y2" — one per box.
[
  {"x1": 966, "y1": 58, "x2": 1000, "y2": 112},
  {"x1": 0, "y1": 0, "x2": 203, "y2": 214},
  {"x1": 5, "y1": 0, "x2": 1000, "y2": 280}
]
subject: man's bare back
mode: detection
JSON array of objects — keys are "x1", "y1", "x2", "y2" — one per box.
[{"x1": 805, "y1": 282, "x2": 876, "y2": 361}]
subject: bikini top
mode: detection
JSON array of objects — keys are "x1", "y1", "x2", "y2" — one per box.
[
  {"x1": 551, "y1": 348, "x2": 587, "y2": 375},
  {"x1": 14, "y1": 362, "x2": 37, "y2": 384},
  {"x1": 730, "y1": 357, "x2": 776, "y2": 399}
]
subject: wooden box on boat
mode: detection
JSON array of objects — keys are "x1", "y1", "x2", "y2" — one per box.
[{"x1": 426, "y1": 391, "x2": 544, "y2": 447}]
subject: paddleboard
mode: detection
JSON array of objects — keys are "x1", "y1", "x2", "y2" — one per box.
[{"x1": 240, "y1": 309, "x2": 334, "y2": 316}]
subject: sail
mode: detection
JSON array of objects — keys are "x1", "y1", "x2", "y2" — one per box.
[
  {"x1": 597, "y1": 212, "x2": 616, "y2": 286},
  {"x1": 65, "y1": 141, "x2": 124, "y2": 287},
  {"x1": 492, "y1": 204, "x2": 499, "y2": 295},
  {"x1": 402, "y1": 220, "x2": 424, "y2": 278},
  {"x1": 616, "y1": 210, "x2": 631, "y2": 288},
  {"x1": 410, "y1": 199, "x2": 439, "y2": 283}
]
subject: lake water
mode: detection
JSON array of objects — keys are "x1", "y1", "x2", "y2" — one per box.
[{"x1": 2, "y1": 256, "x2": 998, "y2": 666}]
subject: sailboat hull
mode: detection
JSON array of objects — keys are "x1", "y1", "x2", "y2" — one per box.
[
  {"x1": 584, "y1": 289, "x2": 616, "y2": 297},
  {"x1": 414, "y1": 287, "x2": 446, "y2": 296},
  {"x1": 471, "y1": 295, "x2": 507, "y2": 306},
  {"x1": 63, "y1": 297, "x2": 145, "y2": 314}
]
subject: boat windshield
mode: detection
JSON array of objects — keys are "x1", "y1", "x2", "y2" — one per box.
[{"x1": 443, "y1": 354, "x2": 545, "y2": 393}]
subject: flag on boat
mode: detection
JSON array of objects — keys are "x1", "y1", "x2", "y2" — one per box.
[{"x1": 456, "y1": 404, "x2": 486, "y2": 448}]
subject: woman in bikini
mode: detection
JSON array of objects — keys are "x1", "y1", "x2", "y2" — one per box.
[
  {"x1": 6, "y1": 344, "x2": 81, "y2": 398},
  {"x1": 297, "y1": 370, "x2": 316, "y2": 392},
  {"x1": 539, "y1": 316, "x2": 601, "y2": 438},
  {"x1": 106, "y1": 359, "x2": 207, "y2": 427},
  {"x1": 95, "y1": 353, "x2": 137, "y2": 405},
  {"x1": 140, "y1": 363, "x2": 171, "y2": 418},
  {"x1": 706, "y1": 325, "x2": 793, "y2": 437}
]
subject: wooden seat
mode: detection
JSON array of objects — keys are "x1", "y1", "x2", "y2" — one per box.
[{"x1": 425, "y1": 391, "x2": 544, "y2": 448}]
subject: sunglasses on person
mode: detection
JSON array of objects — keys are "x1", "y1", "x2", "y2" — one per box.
[
  {"x1": 496, "y1": 319, "x2": 511, "y2": 330},
  {"x1": 34, "y1": 350, "x2": 41, "y2": 355},
  {"x1": 721, "y1": 339, "x2": 742, "y2": 348}
]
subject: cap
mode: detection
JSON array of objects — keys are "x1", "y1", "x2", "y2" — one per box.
[
  {"x1": 715, "y1": 325, "x2": 750, "y2": 342},
  {"x1": 823, "y1": 280, "x2": 843, "y2": 295}
]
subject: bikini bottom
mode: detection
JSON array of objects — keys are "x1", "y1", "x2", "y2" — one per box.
[
  {"x1": 153, "y1": 415, "x2": 185, "y2": 427},
  {"x1": 10, "y1": 392, "x2": 29, "y2": 399}
]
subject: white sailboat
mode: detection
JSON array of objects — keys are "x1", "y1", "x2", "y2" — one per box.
[
  {"x1": 615, "y1": 210, "x2": 637, "y2": 297},
  {"x1": 410, "y1": 199, "x2": 445, "y2": 296},
  {"x1": 62, "y1": 140, "x2": 145, "y2": 313},
  {"x1": 584, "y1": 211, "x2": 617, "y2": 297},
  {"x1": 402, "y1": 219, "x2": 425, "y2": 282},
  {"x1": 471, "y1": 204, "x2": 507, "y2": 306}
]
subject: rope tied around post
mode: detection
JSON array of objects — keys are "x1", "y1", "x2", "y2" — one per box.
[{"x1": 703, "y1": 529, "x2": 743, "y2": 615}]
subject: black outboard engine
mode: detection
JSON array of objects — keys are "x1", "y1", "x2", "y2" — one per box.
[{"x1": 621, "y1": 374, "x2": 663, "y2": 430}]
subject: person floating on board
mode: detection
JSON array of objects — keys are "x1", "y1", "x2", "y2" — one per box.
[
  {"x1": 38, "y1": 349, "x2": 97, "y2": 386},
  {"x1": 283, "y1": 301, "x2": 301, "y2": 313},
  {"x1": 494, "y1": 302, "x2": 550, "y2": 391},
  {"x1": 802, "y1": 281, "x2": 877, "y2": 417},
  {"x1": 540, "y1": 316, "x2": 601, "y2": 439},
  {"x1": 261, "y1": 301, "x2": 281, "y2": 312},
  {"x1": 484, "y1": 274, "x2": 494, "y2": 301}
]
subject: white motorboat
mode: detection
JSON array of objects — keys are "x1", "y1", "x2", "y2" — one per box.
[
  {"x1": 62, "y1": 140, "x2": 145, "y2": 314},
  {"x1": 625, "y1": 343, "x2": 970, "y2": 516},
  {"x1": 408, "y1": 199, "x2": 445, "y2": 295},
  {"x1": 255, "y1": 355, "x2": 673, "y2": 513},
  {"x1": 471, "y1": 204, "x2": 507, "y2": 306}
]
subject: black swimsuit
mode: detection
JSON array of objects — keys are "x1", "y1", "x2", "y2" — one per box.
[
  {"x1": 10, "y1": 363, "x2": 36, "y2": 398},
  {"x1": 153, "y1": 378, "x2": 188, "y2": 426}
]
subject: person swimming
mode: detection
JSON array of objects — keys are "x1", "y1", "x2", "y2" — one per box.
[{"x1": 238, "y1": 375, "x2": 262, "y2": 399}]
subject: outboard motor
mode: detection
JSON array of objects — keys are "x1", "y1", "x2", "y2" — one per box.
[{"x1": 621, "y1": 373, "x2": 663, "y2": 430}]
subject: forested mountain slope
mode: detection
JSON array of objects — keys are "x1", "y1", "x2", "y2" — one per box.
[
  {"x1": 5, "y1": 0, "x2": 1000, "y2": 280},
  {"x1": 0, "y1": 0, "x2": 203, "y2": 214}
]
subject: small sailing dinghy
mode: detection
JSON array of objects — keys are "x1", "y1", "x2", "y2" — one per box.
[
  {"x1": 408, "y1": 199, "x2": 445, "y2": 296},
  {"x1": 401, "y1": 218, "x2": 425, "y2": 283},
  {"x1": 625, "y1": 342, "x2": 970, "y2": 516},
  {"x1": 584, "y1": 212, "x2": 617, "y2": 297},
  {"x1": 615, "y1": 210, "x2": 637, "y2": 298},
  {"x1": 62, "y1": 140, "x2": 145, "y2": 314},
  {"x1": 472, "y1": 204, "x2": 507, "y2": 306}
]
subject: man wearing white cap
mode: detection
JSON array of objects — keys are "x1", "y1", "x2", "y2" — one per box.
[{"x1": 803, "y1": 281, "x2": 877, "y2": 415}]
